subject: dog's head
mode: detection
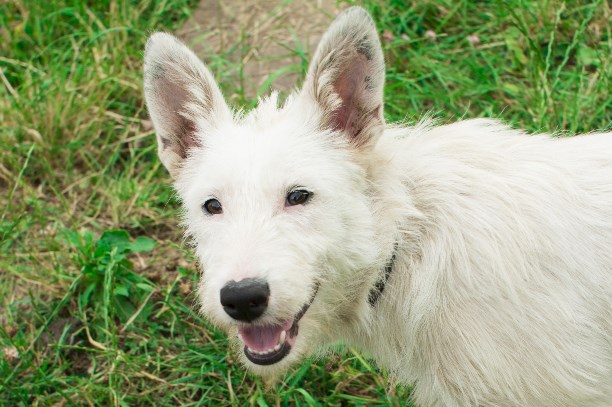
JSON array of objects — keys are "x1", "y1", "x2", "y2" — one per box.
[{"x1": 144, "y1": 7, "x2": 387, "y2": 375}]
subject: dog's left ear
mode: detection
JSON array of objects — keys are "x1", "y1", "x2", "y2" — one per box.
[{"x1": 301, "y1": 7, "x2": 385, "y2": 147}]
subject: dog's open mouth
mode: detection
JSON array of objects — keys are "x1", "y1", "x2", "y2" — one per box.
[{"x1": 237, "y1": 286, "x2": 318, "y2": 365}]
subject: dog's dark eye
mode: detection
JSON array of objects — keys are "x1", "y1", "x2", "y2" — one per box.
[
  {"x1": 203, "y1": 198, "x2": 223, "y2": 215},
  {"x1": 286, "y1": 190, "x2": 311, "y2": 206}
]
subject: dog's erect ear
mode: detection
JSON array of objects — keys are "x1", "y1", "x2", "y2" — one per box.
[
  {"x1": 144, "y1": 33, "x2": 231, "y2": 177},
  {"x1": 301, "y1": 7, "x2": 385, "y2": 146}
]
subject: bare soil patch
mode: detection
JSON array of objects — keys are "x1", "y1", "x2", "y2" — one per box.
[{"x1": 179, "y1": 0, "x2": 344, "y2": 97}]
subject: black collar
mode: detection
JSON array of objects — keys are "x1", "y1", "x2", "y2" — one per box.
[{"x1": 368, "y1": 244, "x2": 397, "y2": 306}]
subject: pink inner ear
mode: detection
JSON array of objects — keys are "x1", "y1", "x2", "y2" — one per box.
[
  {"x1": 157, "y1": 76, "x2": 201, "y2": 157},
  {"x1": 331, "y1": 54, "x2": 369, "y2": 139}
]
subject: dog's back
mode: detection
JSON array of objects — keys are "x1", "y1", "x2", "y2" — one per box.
[{"x1": 367, "y1": 119, "x2": 612, "y2": 406}]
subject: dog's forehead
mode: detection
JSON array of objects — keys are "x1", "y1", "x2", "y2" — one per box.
[{"x1": 184, "y1": 119, "x2": 346, "y2": 197}]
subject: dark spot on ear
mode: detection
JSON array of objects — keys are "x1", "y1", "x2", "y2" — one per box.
[
  {"x1": 357, "y1": 42, "x2": 373, "y2": 61},
  {"x1": 177, "y1": 116, "x2": 199, "y2": 158},
  {"x1": 160, "y1": 137, "x2": 172, "y2": 149},
  {"x1": 364, "y1": 75, "x2": 374, "y2": 91},
  {"x1": 148, "y1": 62, "x2": 166, "y2": 81},
  {"x1": 159, "y1": 117, "x2": 199, "y2": 159},
  {"x1": 371, "y1": 104, "x2": 381, "y2": 120}
]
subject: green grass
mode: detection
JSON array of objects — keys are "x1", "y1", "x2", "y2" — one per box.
[{"x1": 0, "y1": 0, "x2": 610, "y2": 405}]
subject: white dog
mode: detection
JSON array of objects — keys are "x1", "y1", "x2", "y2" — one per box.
[{"x1": 144, "y1": 7, "x2": 611, "y2": 406}]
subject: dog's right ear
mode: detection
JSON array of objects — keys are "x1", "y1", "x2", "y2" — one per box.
[{"x1": 144, "y1": 33, "x2": 231, "y2": 178}]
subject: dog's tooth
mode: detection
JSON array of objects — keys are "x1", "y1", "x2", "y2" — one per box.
[
  {"x1": 279, "y1": 330, "x2": 286, "y2": 344},
  {"x1": 273, "y1": 343, "x2": 281, "y2": 352}
]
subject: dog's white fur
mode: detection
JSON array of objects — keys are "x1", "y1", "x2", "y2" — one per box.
[{"x1": 144, "y1": 7, "x2": 612, "y2": 406}]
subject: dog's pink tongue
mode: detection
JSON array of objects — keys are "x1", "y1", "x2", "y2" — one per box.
[{"x1": 239, "y1": 325, "x2": 283, "y2": 352}]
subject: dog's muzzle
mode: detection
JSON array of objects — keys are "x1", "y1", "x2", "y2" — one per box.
[{"x1": 237, "y1": 284, "x2": 319, "y2": 365}]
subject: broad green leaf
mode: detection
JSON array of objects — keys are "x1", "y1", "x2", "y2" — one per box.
[
  {"x1": 114, "y1": 285, "x2": 130, "y2": 297},
  {"x1": 97, "y1": 230, "x2": 132, "y2": 254},
  {"x1": 136, "y1": 283, "x2": 155, "y2": 292},
  {"x1": 129, "y1": 236, "x2": 157, "y2": 253}
]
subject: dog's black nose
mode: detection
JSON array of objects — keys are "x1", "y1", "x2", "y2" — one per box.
[{"x1": 220, "y1": 278, "x2": 270, "y2": 322}]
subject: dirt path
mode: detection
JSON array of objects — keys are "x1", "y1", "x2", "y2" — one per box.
[{"x1": 178, "y1": 0, "x2": 343, "y2": 98}]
